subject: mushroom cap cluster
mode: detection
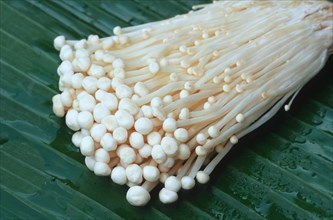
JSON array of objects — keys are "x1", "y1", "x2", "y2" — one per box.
[{"x1": 52, "y1": 0, "x2": 332, "y2": 206}]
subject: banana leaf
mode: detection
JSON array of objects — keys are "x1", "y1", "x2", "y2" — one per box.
[{"x1": 0, "y1": 0, "x2": 332, "y2": 219}]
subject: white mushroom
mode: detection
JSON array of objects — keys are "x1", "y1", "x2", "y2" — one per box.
[
  {"x1": 52, "y1": 0, "x2": 332, "y2": 206},
  {"x1": 126, "y1": 186, "x2": 151, "y2": 206}
]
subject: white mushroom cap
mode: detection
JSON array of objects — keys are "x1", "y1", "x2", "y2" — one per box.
[
  {"x1": 138, "y1": 144, "x2": 152, "y2": 158},
  {"x1": 100, "y1": 133, "x2": 117, "y2": 151},
  {"x1": 111, "y1": 166, "x2": 127, "y2": 185},
  {"x1": 196, "y1": 171, "x2": 210, "y2": 184},
  {"x1": 94, "y1": 162, "x2": 111, "y2": 176},
  {"x1": 163, "y1": 95, "x2": 173, "y2": 104},
  {"x1": 102, "y1": 38, "x2": 114, "y2": 50},
  {"x1": 78, "y1": 93, "x2": 96, "y2": 112},
  {"x1": 116, "y1": 84, "x2": 133, "y2": 99},
  {"x1": 117, "y1": 144, "x2": 136, "y2": 164},
  {"x1": 111, "y1": 77, "x2": 124, "y2": 90},
  {"x1": 147, "y1": 131, "x2": 162, "y2": 146},
  {"x1": 88, "y1": 35, "x2": 99, "y2": 45},
  {"x1": 118, "y1": 98, "x2": 139, "y2": 115},
  {"x1": 160, "y1": 58, "x2": 168, "y2": 66},
  {"x1": 181, "y1": 176, "x2": 195, "y2": 190},
  {"x1": 179, "y1": 108, "x2": 190, "y2": 120},
  {"x1": 59, "y1": 45, "x2": 73, "y2": 61},
  {"x1": 71, "y1": 73, "x2": 84, "y2": 89},
  {"x1": 134, "y1": 82, "x2": 149, "y2": 97},
  {"x1": 204, "y1": 102, "x2": 212, "y2": 109},
  {"x1": 84, "y1": 156, "x2": 95, "y2": 171},
  {"x1": 208, "y1": 96, "x2": 216, "y2": 103},
  {"x1": 149, "y1": 61, "x2": 160, "y2": 74},
  {"x1": 94, "y1": 148, "x2": 110, "y2": 163},
  {"x1": 98, "y1": 92, "x2": 118, "y2": 111},
  {"x1": 151, "y1": 144, "x2": 167, "y2": 164},
  {"x1": 126, "y1": 186, "x2": 151, "y2": 206},
  {"x1": 195, "y1": 146, "x2": 207, "y2": 156},
  {"x1": 129, "y1": 132, "x2": 144, "y2": 149},
  {"x1": 72, "y1": 131, "x2": 84, "y2": 147},
  {"x1": 178, "y1": 144, "x2": 191, "y2": 160},
  {"x1": 141, "y1": 105, "x2": 153, "y2": 118},
  {"x1": 236, "y1": 113, "x2": 245, "y2": 123},
  {"x1": 74, "y1": 48, "x2": 89, "y2": 58},
  {"x1": 94, "y1": 50, "x2": 104, "y2": 61},
  {"x1": 90, "y1": 123, "x2": 107, "y2": 142},
  {"x1": 65, "y1": 109, "x2": 80, "y2": 131},
  {"x1": 134, "y1": 117, "x2": 153, "y2": 135},
  {"x1": 159, "y1": 188, "x2": 178, "y2": 204},
  {"x1": 196, "y1": 133, "x2": 207, "y2": 145},
  {"x1": 115, "y1": 110, "x2": 134, "y2": 129},
  {"x1": 162, "y1": 118, "x2": 177, "y2": 132},
  {"x1": 75, "y1": 56, "x2": 91, "y2": 72},
  {"x1": 184, "y1": 81, "x2": 194, "y2": 91},
  {"x1": 179, "y1": 90, "x2": 189, "y2": 99},
  {"x1": 151, "y1": 97, "x2": 163, "y2": 108},
  {"x1": 164, "y1": 176, "x2": 181, "y2": 192},
  {"x1": 113, "y1": 127, "x2": 128, "y2": 144},
  {"x1": 174, "y1": 128, "x2": 189, "y2": 142},
  {"x1": 80, "y1": 136, "x2": 95, "y2": 156},
  {"x1": 113, "y1": 58, "x2": 125, "y2": 69},
  {"x1": 82, "y1": 76, "x2": 98, "y2": 94},
  {"x1": 101, "y1": 115, "x2": 119, "y2": 132},
  {"x1": 143, "y1": 165, "x2": 160, "y2": 182},
  {"x1": 52, "y1": 94, "x2": 65, "y2": 117},
  {"x1": 230, "y1": 135, "x2": 239, "y2": 144},
  {"x1": 76, "y1": 90, "x2": 89, "y2": 100},
  {"x1": 60, "y1": 90, "x2": 73, "y2": 107},
  {"x1": 93, "y1": 103, "x2": 110, "y2": 123},
  {"x1": 132, "y1": 94, "x2": 140, "y2": 101},
  {"x1": 60, "y1": 72, "x2": 73, "y2": 88},
  {"x1": 126, "y1": 164, "x2": 143, "y2": 184},
  {"x1": 113, "y1": 26, "x2": 122, "y2": 35},
  {"x1": 161, "y1": 137, "x2": 178, "y2": 157},
  {"x1": 152, "y1": 106, "x2": 166, "y2": 120},
  {"x1": 95, "y1": 89, "x2": 106, "y2": 101},
  {"x1": 115, "y1": 35, "x2": 125, "y2": 45},
  {"x1": 113, "y1": 68, "x2": 126, "y2": 79},
  {"x1": 208, "y1": 125, "x2": 219, "y2": 138},
  {"x1": 169, "y1": 72, "x2": 178, "y2": 81},
  {"x1": 78, "y1": 111, "x2": 94, "y2": 129},
  {"x1": 54, "y1": 35, "x2": 66, "y2": 50},
  {"x1": 97, "y1": 77, "x2": 111, "y2": 91}
]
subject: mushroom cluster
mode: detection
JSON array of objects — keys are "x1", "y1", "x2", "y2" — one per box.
[{"x1": 52, "y1": 0, "x2": 332, "y2": 206}]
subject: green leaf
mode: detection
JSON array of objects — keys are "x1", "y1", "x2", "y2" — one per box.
[{"x1": 1, "y1": 0, "x2": 332, "y2": 219}]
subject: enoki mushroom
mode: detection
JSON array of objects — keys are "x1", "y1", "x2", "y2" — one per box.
[{"x1": 52, "y1": 0, "x2": 332, "y2": 206}]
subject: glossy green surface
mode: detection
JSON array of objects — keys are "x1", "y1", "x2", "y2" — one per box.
[{"x1": 0, "y1": 0, "x2": 332, "y2": 219}]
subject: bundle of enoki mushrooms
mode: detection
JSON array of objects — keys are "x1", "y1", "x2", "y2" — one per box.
[{"x1": 52, "y1": 0, "x2": 332, "y2": 206}]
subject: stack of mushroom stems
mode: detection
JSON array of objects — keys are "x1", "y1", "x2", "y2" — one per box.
[{"x1": 52, "y1": 0, "x2": 332, "y2": 206}]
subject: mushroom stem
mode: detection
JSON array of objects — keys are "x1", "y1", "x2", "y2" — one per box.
[
  {"x1": 176, "y1": 152, "x2": 196, "y2": 179},
  {"x1": 188, "y1": 156, "x2": 206, "y2": 178}
]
